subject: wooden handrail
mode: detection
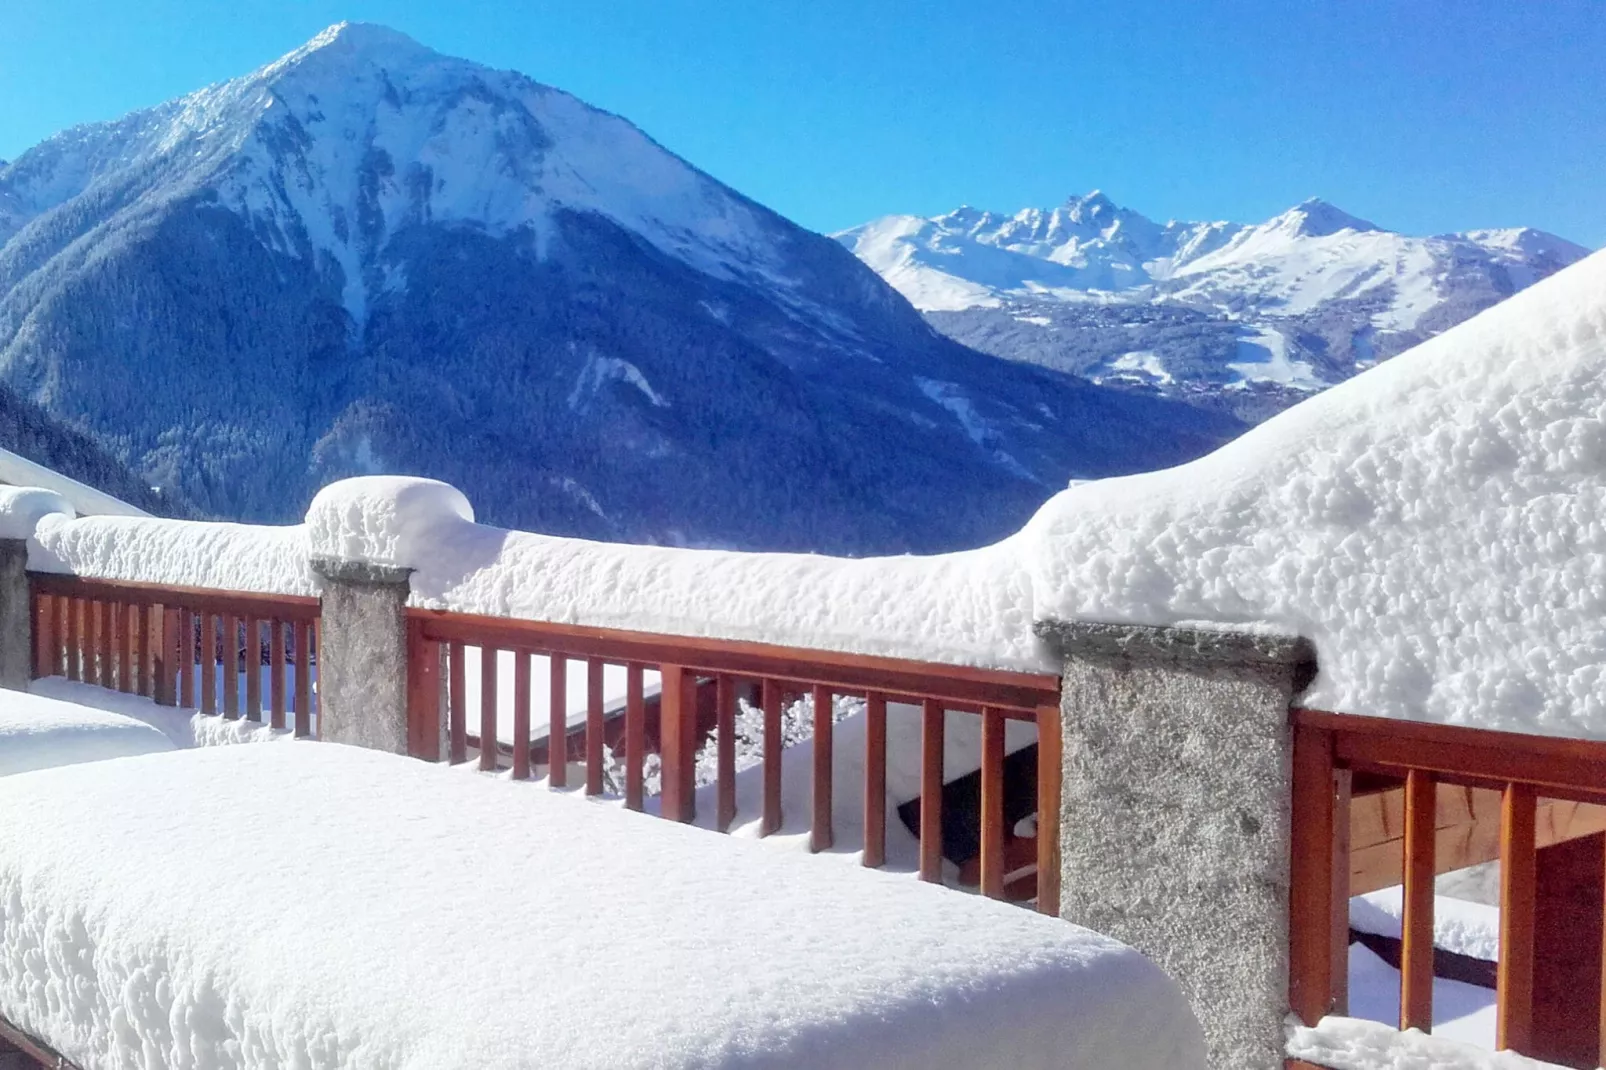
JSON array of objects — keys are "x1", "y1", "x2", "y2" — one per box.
[{"x1": 29, "y1": 572, "x2": 319, "y2": 620}]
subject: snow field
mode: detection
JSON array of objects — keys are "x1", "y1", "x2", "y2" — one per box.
[
  {"x1": 0, "y1": 688, "x2": 173, "y2": 775},
  {"x1": 0, "y1": 744, "x2": 1206, "y2": 1069}
]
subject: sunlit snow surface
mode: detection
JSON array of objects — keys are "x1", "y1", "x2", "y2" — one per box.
[{"x1": 0, "y1": 745, "x2": 1204, "y2": 1070}]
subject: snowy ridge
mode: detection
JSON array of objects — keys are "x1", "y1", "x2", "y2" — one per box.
[{"x1": 838, "y1": 192, "x2": 1590, "y2": 415}]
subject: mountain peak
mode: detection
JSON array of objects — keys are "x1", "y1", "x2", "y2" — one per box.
[
  {"x1": 267, "y1": 22, "x2": 441, "y2": 78},
  {"x1": 1273, "y1": 197, "x2": 1378, "y2": 237}
]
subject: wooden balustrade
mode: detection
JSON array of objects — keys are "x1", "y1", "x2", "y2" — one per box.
[
  {"x1": 29, "y1": 574, "x2": 320, "y2": 735},
  {"x1": 1290, "y1": 708, "x2": 1606, "y2": 1068},
  {"x1": 405, "y1": 606, "x2": 1064, "y2": 913}
]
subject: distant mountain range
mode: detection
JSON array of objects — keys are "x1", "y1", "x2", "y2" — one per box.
[
  {"x1": 0, "y1": 25, "x2": 1238, "y2": 552},
  {"x1": 837, "y1": 193, "x2": 1589, "y2": 420}
]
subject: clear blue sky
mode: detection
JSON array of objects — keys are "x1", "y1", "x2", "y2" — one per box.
[{"x1": 2, "y1": 0, "x2": 1601, "y2": 245}]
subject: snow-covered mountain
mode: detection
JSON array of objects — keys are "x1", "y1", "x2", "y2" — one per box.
[
  {"x1": 0, "y1": 25, "x2": 1238, "y2": 553},
  {"x1": 838, "y1": 192, "x2": 1589, "y2": 420}
]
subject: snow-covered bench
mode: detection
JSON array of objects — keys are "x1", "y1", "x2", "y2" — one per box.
[
  {"x1": 0, "y1": 743, "x2": 1203, "y2": 1069},
  {"x1": 0, "y1": 689, "x2": 174, "y2": 777}
]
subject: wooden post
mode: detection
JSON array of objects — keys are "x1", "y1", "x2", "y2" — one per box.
[
  {"x1": 479, "y1": 645, "x2": 498, "y2": 772},
  {"x1": 1035, "y1": 702, "x2": 1062, "y2": 916},
  {"x1": 920, "y1": 698, "x2": 945, "y2": 883},
  {"x1": 448, "y1": 641, "x2": 466, "y2": 763},
  {"x1": 1499, "y1": 782, "x2": 1538, "y2": 1053},
  {"x1": 585, "y1": 659, "x2": 603, "y2": 795},
  {"x1": 512, "y1": 650, "x2": 531, "y2": 780},
  {"x1": 404, "y1": 618, "x2": 441, "y2": 760},
  {"x1": 716, "y1": 674, "x2": 736, "y2": 832},
  {"x1": 810, "y1": 684, "x2": 833, "y2": 852},
  {"x1": 659, "y1": 665, "x2": 697, "y2": 823},
  {"x1": 1401, "y1": 768, "x2": 1437, "y2": 1032},
  {"x1": 1289, "y1": 725, "x2": 1344, "y2": 1026},
  {"x1": 980, "y1": 706, "x2": 1006, "y2": 898},
  {"x1": 548, "y1": 654, "x2": 567, "y2": 787},
  {"x1": 761, "y1": 678, "x2": 782, "y2": 835},
  {"x1": 863, "y1": 691, "x2": 887, "y2": 867},
  {"x1": 624, "y1": 662, "x2": 645, "y2": 811}
]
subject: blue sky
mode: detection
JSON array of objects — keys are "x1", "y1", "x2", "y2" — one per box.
[{"x1": 2, "y1": 0, "x2": 1601, "y2": 245}]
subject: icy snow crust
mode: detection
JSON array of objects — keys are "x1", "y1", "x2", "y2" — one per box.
[{"x1": 0, "y1": 745, "x2": 1204, "y2": 1070}]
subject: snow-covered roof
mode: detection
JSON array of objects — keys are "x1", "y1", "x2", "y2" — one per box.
[
  {"x1": 0, "y1": 744, "x2": 1204, "y2": 1069},
  {"x1": 0, "y1": 445, "x2": 148, "y2": 517}
]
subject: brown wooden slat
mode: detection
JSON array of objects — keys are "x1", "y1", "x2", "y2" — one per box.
[
  {"x1": 30, "y1": 573, "x2": 320, "y2": 620},
  {"x1": 659, "y1": 665, "x2": 696, "y2": 822},
  {"x1": 1498, "y1": 782, "x2": 1538, "y2": 1053},
  {"x1": 448, "y1": 641, "x2": 467, "y2": 763},
  {"x1": 222, "y1": 613, "x2": 240, "y2": 719},
  {"x1": 90, "y1": 599, "x2": 107, "y2": 688},
  {"x1": 1289, "y1": 724, "x2": 1343, "y2": 1026},
  {"x1": 244, "y1": 618, "x2": 262, "y2": 721},
  {"x1": 1035, "y1": 702, "x2": 1062, "y2": 916},
  {"x1": 920, "y1": 698, "x2": 945, "y2": 883},
  {"x1": 980, "y1": 705, "x2": 1006, "y2": 899},
  {"x1": 1601, "y1": 837, "x2": 1606, "y2": 1070},
  {"x1": 138, "y1": 604, "x2": 154, "y2": 700},
  {"x1": 1400, "y1": 768, "x2": 1436, "y2": 1032},
  {"x1": 863, "y1": 691, "x2": 887, "y2": 868},
  {"x1": 624, "y1": 662, "x2": 645, "y2": 811},
  {"x1": 407, "y1": 607, "x2": 1058, "y2": 713},
  {"x1": 811, "y1": 684, "x2": 833, "y2": 853},
  {"x1": 548, "y1": 653, "x2": 567, "y2": 787},
  {"x1": 405, "y1": 618, "x2": 441, "y2": 760},
  {"x1": 512, "y1": 650, "x2": 531, "y2": 780},
  {"x1": 1331, "y1": 766, "x2": 1353, "y2": 1014},
  {"x1": 200, "y1": 612, "x2": 217, "y2": 715},
  {"x1": 586, "y1": 658, "x2": 604, "y2": 795},
  {"x1": 174, "y1": 608, "x2": 191, "y2": 707},
  {"x1": 65, "y1": 597, "x2": 81, "y2": 681},
  {"x1": 31, "y1": 590, "x2": 53, "y2": 679},
  {"x1": 479, "y1": 645, "x2": 499, "y2": 771},
  {"x1": 762, "y1": 678, "x2": 782, "y2": 836},
  {"x1": 268, "y1": 619, "x2": 285, "y2": 729},
  {"x1": 108, "y1": 597, "x2": 125, "y2": 692},
  {"x1": 293, "y1": 621, "x2": 312, "y2": 738},
  {"x1": 52, "y1": 594, "x2": 68, "y2": 679},
  {"x1": 716, "y1": 674, "x2": 736, "y2": 832},
  {"x1": 160, "y1": 606, "x2": 180, "y2": 707},
  {"x1": 117, "y1": 600, "x2": 134, "y2": 690}
]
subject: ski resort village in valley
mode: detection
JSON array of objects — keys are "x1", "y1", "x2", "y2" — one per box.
[{"x1": 0, "y1": 7, "x2": 1602, "y2": 1070}]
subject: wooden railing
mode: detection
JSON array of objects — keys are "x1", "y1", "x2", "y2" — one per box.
[
  {"x1": 29, "y1": 574, "x2": 321, "y2": 734},
  {"x1": 1289, "y1": 707, "x2": 1606, "y2": 1069},
  {"x1": 405, "y1": 607, "x2": 1063, "y2": 913}
]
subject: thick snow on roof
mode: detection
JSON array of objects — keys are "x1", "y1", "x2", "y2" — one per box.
[
  {"x1": 0, "y1": 446, "x2": 147, "y2": 518},
  {"x1": 0, "y1": 745, "x2": 1203, "y2": 1070},
  {"x1": 0, "y1": 688, "x2": 173, "y2": 775},
  {"x1": 0, "y1": 485, "x2": 72, "y2": 539}
]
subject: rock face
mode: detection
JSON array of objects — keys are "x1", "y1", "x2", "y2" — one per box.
[
  {"x1": 0, "y1": 25, "x2": 1239, "y2": 552},
  {"x1": 839, "y1": 192, "x2": 1590, "y2": 422}
]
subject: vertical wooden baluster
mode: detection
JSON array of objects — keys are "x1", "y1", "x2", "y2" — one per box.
[
  {"x1": 148, "y1": 606, "x2": 167, "y2": 706},
  {"x1": 31, "y1": 591, "x2": 53, "y2": 680},
  {"x1": 920, "y1": 698, "x2": 945, "y2": 883},
  {"x1": 100, "y1": 601, "x2": 114, "y2": 688},
  {"x1": 66, "y1": 597, "x2": 81, "y2": 682},
  {"x1": 52, "y1": 594, "x2": 68, "y2": 678},
  {"x1": 1599, "y1": 842, "x2": 1606, "y2": 1070},
  {"x1": 548, "y1": 654, "x2": 568, "y2": 787},
  {"x1": 716, "y1": 675, "x2": 736, "y2": 832},
  {"x1": 479, "y1": 645, "x2": 499, "y2": 771},
  {"x1": 162, "y1": 607, "x2": 180, "y2": 706},
  {"x1": 1401, "y1": 769, "x2": 1437, "y2": 1032},
  {"x1": 862, "y1": 691, "x2": 887, "y2": 867},
  {"x1": 659, "y1": 665, "x2": 696, "y2": 822},
  {"x1": 1499, "y1": 783, "x2": 1538, "y2": 1053},
  {"x1": 88, "y1": 600, "x2": 104, "y2": 687},
  {"x1": 117, "y1": 600, "x2": 134, "y2": 690},
  {"x1": 624, "y1": 662, "x2": 645, "y2": 811},
  {"x1": 200, "y1": 612, "x2": 217, "y2": 715},
  {"x1": 244, "y1": 618, "x2": 262, "y2": 721},
  {"x1": 404, "y1": 618, "x2": 441, "y2": 761},
  {"x1": 221, "y1": 613, "x2": 239, "y2": 719},
  {"x1": 106, "y1": 599, "x2": 123, "y2": 691},
  {"x1": 1289, "y1": 725, "x2": 1345, "y2": 1025},
  {"x1": 293, "y1": 621, "x2": 312, "y2": 738},
  {"x1": 137, "y1": 605, "x2": 153, "y2": 699},
  {"x1": 512, "y1": 650, "x2": 531, "y2": 780},
  {"x1": 811, "y1": 684, "x2": 834, "y2": 852},
  {"x1": 585, "y1": 659, "x2": 604, "y2": 795},
  {"x1": 448, "y1": 641, "x2": 466, "y2": 763},
  {"x1": 980, "y1": 706, "x2": 1007, "y2": 898},
  {"x1": 1035, "y1": 702, "x2": 1062, "y2": 916},
  {"x1": 268, "y1": 619, "x2": 285, "y2": 728},
  {"x1": 761, "y1": 678, "x2": 782, "y2": 836}
]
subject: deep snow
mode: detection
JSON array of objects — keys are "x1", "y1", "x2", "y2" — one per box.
[
  {"x1": 0, "y1": 744, "x2": 1204, "y2": 1070},
  {"x1": 0, "y1": 688, "x2": 173, "y2": 775}
]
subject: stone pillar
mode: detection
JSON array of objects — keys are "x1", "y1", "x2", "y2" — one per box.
[
  {"x1": 310, "y1": 556, "x2": 413, "y2": 753},
  {"x1": 1034, "y1": 619, "x2": 1317, "y2": 1070},
  {"x1": 0, "y1": 539, "x2": 29, "y2": 690}
]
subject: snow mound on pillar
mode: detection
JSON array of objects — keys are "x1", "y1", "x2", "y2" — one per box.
[
  {"x1": 306, "y1": 476, "x2": 475, "y2": 569},
  {"x1": 0, "y1": 486, "x2": 73, "y2": 540},
  {"x1": 1023, "y1": 246, "x2": 1606, "y2": 737}
]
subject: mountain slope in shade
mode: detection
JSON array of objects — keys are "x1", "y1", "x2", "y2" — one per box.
[
  {"x1": 0, "y1": 26, "x2": 1239, "y2": 553},
  {"x1": 838, "y1": 192, "x2": 1590, "y2": 421}
]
